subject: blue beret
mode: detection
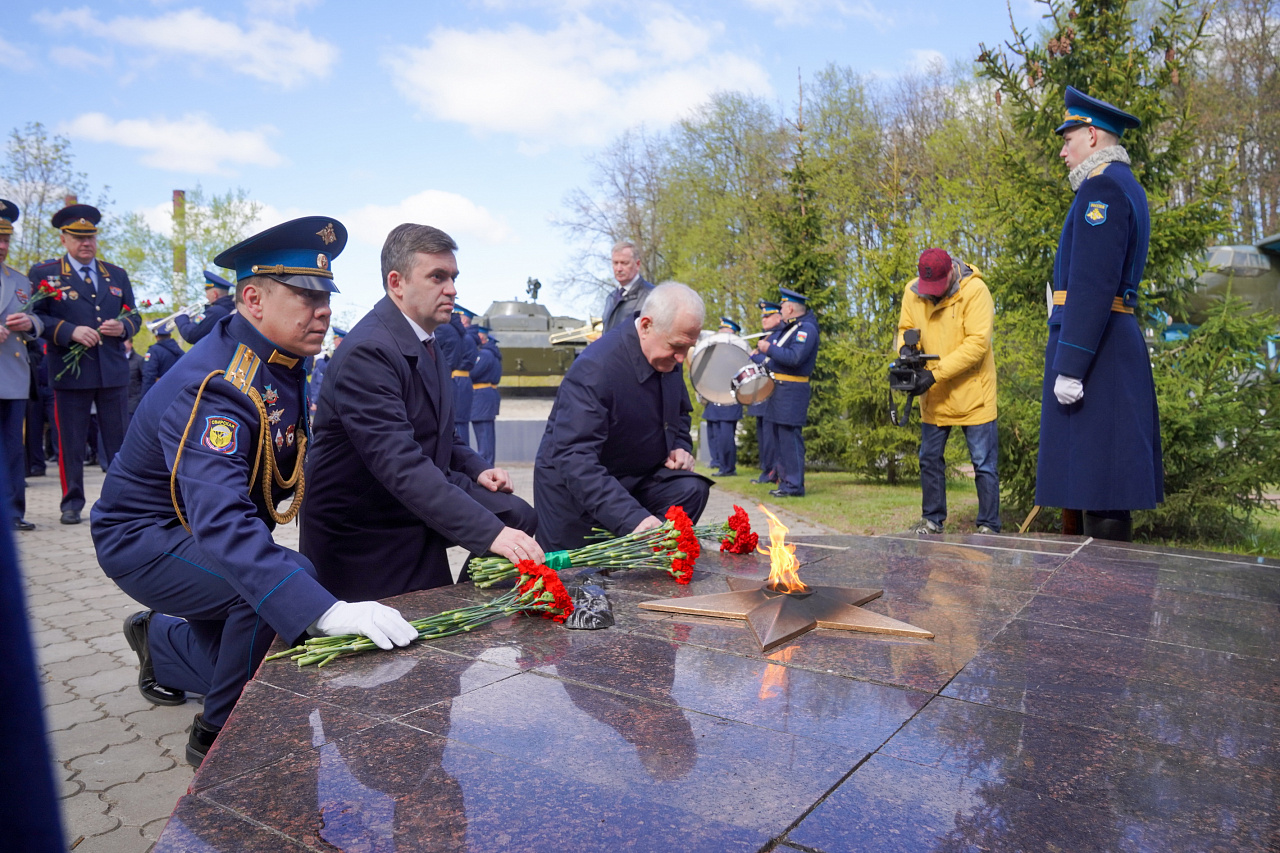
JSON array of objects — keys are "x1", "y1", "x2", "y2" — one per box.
[
  {"x1": 213, "y1": 216, "x2": 346, "y2": 293},
  {"x1": 1056, "y1": 86, "x2": 1140, "y2": 137},
  {"x1": 0, "y1": 199, "x2": 18, "y2": 235},
  {"x1": 203, "y1": 270, "x2": 233, "y2": 291},
  {"x1": 52, "y1": 204, "x2": 100, "y2": 235},
  {"x1": 332, "y1": 326, "x2": 348, "y2": 338},
  {"x1": 719, "y1": 317, "x2": 741, "y2": 333},
  {"x1": 779, "y1": 287, "x2": 808, "y2": 305}
]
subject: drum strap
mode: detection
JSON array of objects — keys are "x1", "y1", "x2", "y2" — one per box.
[{"x1": 773, "y1": 373, "x2": 809, "y2": 383}]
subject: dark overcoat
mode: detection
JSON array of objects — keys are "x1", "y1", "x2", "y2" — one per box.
[
  {"x1": 1036, "y1": 160, "x2": 1163, "y2": 510},
  {"x1": 602, "y1": 277, "x2": 654, "y2": 333},
  {"x1": 534, "y1": 317, "x2": 707, "y2": 542},
  {"x1": 29, "y1": 256, "x2": 141, "y2": 389},
  {"x1": 300, "y1": 296, "x2": 527, "y2": 601},
  {"x1": 140, "y1": 337, "x2": 184, "y2": 395}
]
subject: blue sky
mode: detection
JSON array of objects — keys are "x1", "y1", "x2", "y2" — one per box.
[{"x1": 2, "y1": 0, "x2": 1040, "y2": 326}]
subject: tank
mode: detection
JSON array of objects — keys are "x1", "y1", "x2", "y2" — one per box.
[
  {"x1": 480, "y1": 300, "x2": 590, "y2": 387},
  {"x1": 1188, "y1": 241, "x2": 1280, "y2": 324}
]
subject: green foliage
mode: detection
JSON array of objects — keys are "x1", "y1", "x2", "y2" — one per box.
[{"x1": 1139, "y1": 296, "x2": 1280, "y2": 541}]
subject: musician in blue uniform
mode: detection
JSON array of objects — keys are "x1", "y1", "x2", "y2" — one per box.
[
  {"x1": 139, "y1": 327, "x2": 183, "y2": 396},
  {"x1": 29, "y1": 204, "x2": 141, "y2": 525},
  {"x1": 749, "y1": 300, "x2": 783, "y2": 484},
  {"x1": 436, "y1": 305, "x2": 478, "y2": 446},
  {"x1": 91, "y1": 217, "x2": 417, "y2": 767},
  {"x1": 470, "y1": 324, "x2": 502, "y2": 466},
  {"x1": 758, "y1": 288, "x2": 819, "y2": 497},
  {"x1": 307, "y1": 325, "x2": 345, "y2": 417},
  {"x1": 703, "y1": 317, "x2": 743, "y2": 476},
  {"x1": 1036, "y1": 87, "x2": 1163, "y2": 542},
  {"x1": 173, "y1": 271, "x2": 236, "y2": 345},
  {"x1": 535, "y1": 282, "x2": 713, "y2": 550}
]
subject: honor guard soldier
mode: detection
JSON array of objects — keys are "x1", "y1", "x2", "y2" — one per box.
[
  {"x1": 174, "y1": 270, "x2": 236, "y2": 345},
  {"x1": 749, "y1": 300, "x2": 783, "y2": 484},
  {"x1": 91, "y1": 217, "x2": 417, "y2": 767},
  {"x1": 436, "y1": 304, "x2": 478, "y2": 446},
  {"x1": 470, "y1": 324, "x2": 502, "y2": 466},
  {"x1": 308, "y1": 325, "x2": 345, "y2": 416},
  {"x1": 703, "y1": 317, "x2": 743, "y2": 476},
  {"x1": 139, "y1": 325, "x2": 184, "y2": 397},
  {"x1": 757, "y1": 288, "x2": 819, "y2": 497},
  {"x1": 0, "y1": 200, "x2": 44, "y2": 530},
  {"x1": 1036, "y1": 86, "x2": 1163, "y2": 542},
  {"x1": 29, "y1": 204, "x2": 141, "y2": 525}
]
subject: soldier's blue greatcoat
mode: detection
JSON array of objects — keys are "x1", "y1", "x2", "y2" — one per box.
[
  {"x1": 436, "y1": 315, "x2": 477, "y2": 445},
  {"x1": 534, "y1": 316, "x2": 712, "y2": 550},
  {"x1": 748, "y1": 326, "x2": 781, "y2": 480},
  {"x1": 763, "y1": 311, "x2": 819, "y2": 494},
  {"x1": 703, "y1": 401, "x2": 741, "y2": 475},
  {"x1": 173, "y1": 294, "x2": 235, "y2": 345},
  {"x1": 1036, "y1": 160, "x2": 1163, "y2": 510},
  {"x1": 91, "y1": 314, "x2": 336, "y2": 728},
  {"x1": 470, "y1": 339, "x2": 502, "y2": 465},
  {"x1": 140, "y1": 336, "x2": 184, "y2": 395}
]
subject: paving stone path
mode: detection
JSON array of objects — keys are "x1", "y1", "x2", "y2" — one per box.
[{"x1": 19, "y1": 464, "x2": 830, "y2": 850}]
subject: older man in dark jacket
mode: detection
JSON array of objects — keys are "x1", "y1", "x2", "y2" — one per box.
[{"x1": 535, "y1": 282, "x2": 712, "y2": 551}]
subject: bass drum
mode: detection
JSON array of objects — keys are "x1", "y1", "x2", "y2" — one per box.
[
  {"x1": 731, "y1": 363, "x2": 775, "y2": 405},
  {"x1": 688, "y1": 332, "x2": 753, "y2": 405}
]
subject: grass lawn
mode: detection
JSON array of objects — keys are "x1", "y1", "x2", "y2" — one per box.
[
  {"x1": 705, "y1": 464, "x2": 1280, "y2": 558},
  {"x1": 702, "y1": 466, "x2": 984, "y2": 536}
]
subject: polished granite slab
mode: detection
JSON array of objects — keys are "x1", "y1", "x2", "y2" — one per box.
[{"x1": 156, "y1": 532, "x2": 1280, "y2": 852}]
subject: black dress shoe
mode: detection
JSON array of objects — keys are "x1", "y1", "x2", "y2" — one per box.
[
  {"x1": 123, "y1": 611, "x2": 187, "y2": 707},
  {"x1": 27, "y1": 467, "x2": 45, "y2": 477},
  {"x1": 769, "y1": 488, "x2": 804, "y2": 498},
  {"x1": 750, "y1": 476, "x2": 776, "y2": 485},
  {"x1": 186, "y1": 713, "x2": 221, "y2": 767},
  {"x1": 60, "y1": 510, "x2": 81, "y2": 525},
  {"x1": 13, "y1": 518, "x2": 35, "y2": 531}
]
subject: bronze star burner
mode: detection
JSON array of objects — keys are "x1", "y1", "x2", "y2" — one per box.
[{"x1": 638, "y1": 505, "x2": 933, "y2": 652}]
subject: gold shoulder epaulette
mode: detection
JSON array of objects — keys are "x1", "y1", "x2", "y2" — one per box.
[
  {"x1": 1089, "y1": 162, "x2": 1111, "y2": 178},
  {"x1": 223, "y1": 344, "x2": 261, "y2": 393}
]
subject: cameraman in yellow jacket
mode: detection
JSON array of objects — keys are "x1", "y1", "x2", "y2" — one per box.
[{"x1": 896, "y1": 249, "x2": 999, "y2": 535}]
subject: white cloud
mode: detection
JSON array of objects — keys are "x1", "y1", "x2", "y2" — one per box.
[
  {"x1": 49, "y1": 46, "x2": 111, "y2": 69},
  {"x1": 343, "y1": 190, "x2": 513, "y2": 249},
  {"x1": 34, "y1": 7, "x2": 337, "y2": 87},
  {"x1": 385, "y1": 13, "x2": 772, "y2": 146},
  {"x1": 908, "y1": 49, "x2": 946, "y2": 74},
  {"x1": 0, "y1": 32, "x2": 32, "y2": 71},
  {"x1": 743, "y1": 0, "x2": 891, "y2": 28},
  {"x1": 249, "y1": 0, "x2": 322, "y2": 17},
  {"x1": 62, "y1": 113, "x2": 284, "y2": 174}
]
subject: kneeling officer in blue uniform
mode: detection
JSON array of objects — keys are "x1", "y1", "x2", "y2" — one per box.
[{"x1": 91, "y1": 217, "x2": 418, "y2": 766}]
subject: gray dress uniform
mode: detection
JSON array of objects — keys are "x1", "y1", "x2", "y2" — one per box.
[{"x1": 0, "y1": 263, "x2": 42, "y2": 525}]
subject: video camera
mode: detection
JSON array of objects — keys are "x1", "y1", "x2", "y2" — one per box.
[{"x1": 888, "y1": 329, "x2": 939, "y2": 426}]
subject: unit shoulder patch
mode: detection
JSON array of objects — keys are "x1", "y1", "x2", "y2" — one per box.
[
  {"x1": 201, "y1": 416, "x2": 240, "y2": 454},
  {"x1": 1084, "y1": 201, "x2": 1108, "y2": 226},
  {"x1": 796, "y1": 330, "x2": 809, "y2": 343}
]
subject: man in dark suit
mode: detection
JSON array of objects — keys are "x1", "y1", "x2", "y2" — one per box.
[
  {"x1": 173, "y1": 270, "x2": 235, "y2": 345},
  {"x1": 301, "y1": 223, "x2": 541, "y2": 601},
  {"x1": 92, "y1": 217, "x2": 417, "y2": 766},
  {"x1": 534, "y1": 282, "x2": 713, "y2": 551},
  {"x1": 601, "y1": 240, "x2": 654, "y2": 333},
  {"x1": 29, "y1": 204, "x2": 141, "y2": 524},
  {"x1": 139, "y1": 327, "x2": 183, "y2": 396}
]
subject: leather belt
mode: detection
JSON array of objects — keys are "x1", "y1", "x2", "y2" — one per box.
[
  {"x1": 773, "y1": 373, "x2": 810, "y2": 383},
  {"x1": 1052, "y1": 291, "x2": 1134, "y2": 315},
  {"x1": 451, "y1": 370, "x2": 471, "y2": 378},
  {"x1": 473, "y1": 382, "x2": 497, "y2": 389}
]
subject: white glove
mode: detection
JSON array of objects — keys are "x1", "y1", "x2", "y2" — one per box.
[
  {"x1": 1054, "y1": 374, "x2": 1084, "y2": 405},
  {"x1": 312, "y1": 601, "x2": 418, "y2": 650}
]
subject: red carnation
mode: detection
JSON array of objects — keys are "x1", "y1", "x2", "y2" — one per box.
[{"x1": 720, "y1": 505, "x2": 758, "y2": 554}]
